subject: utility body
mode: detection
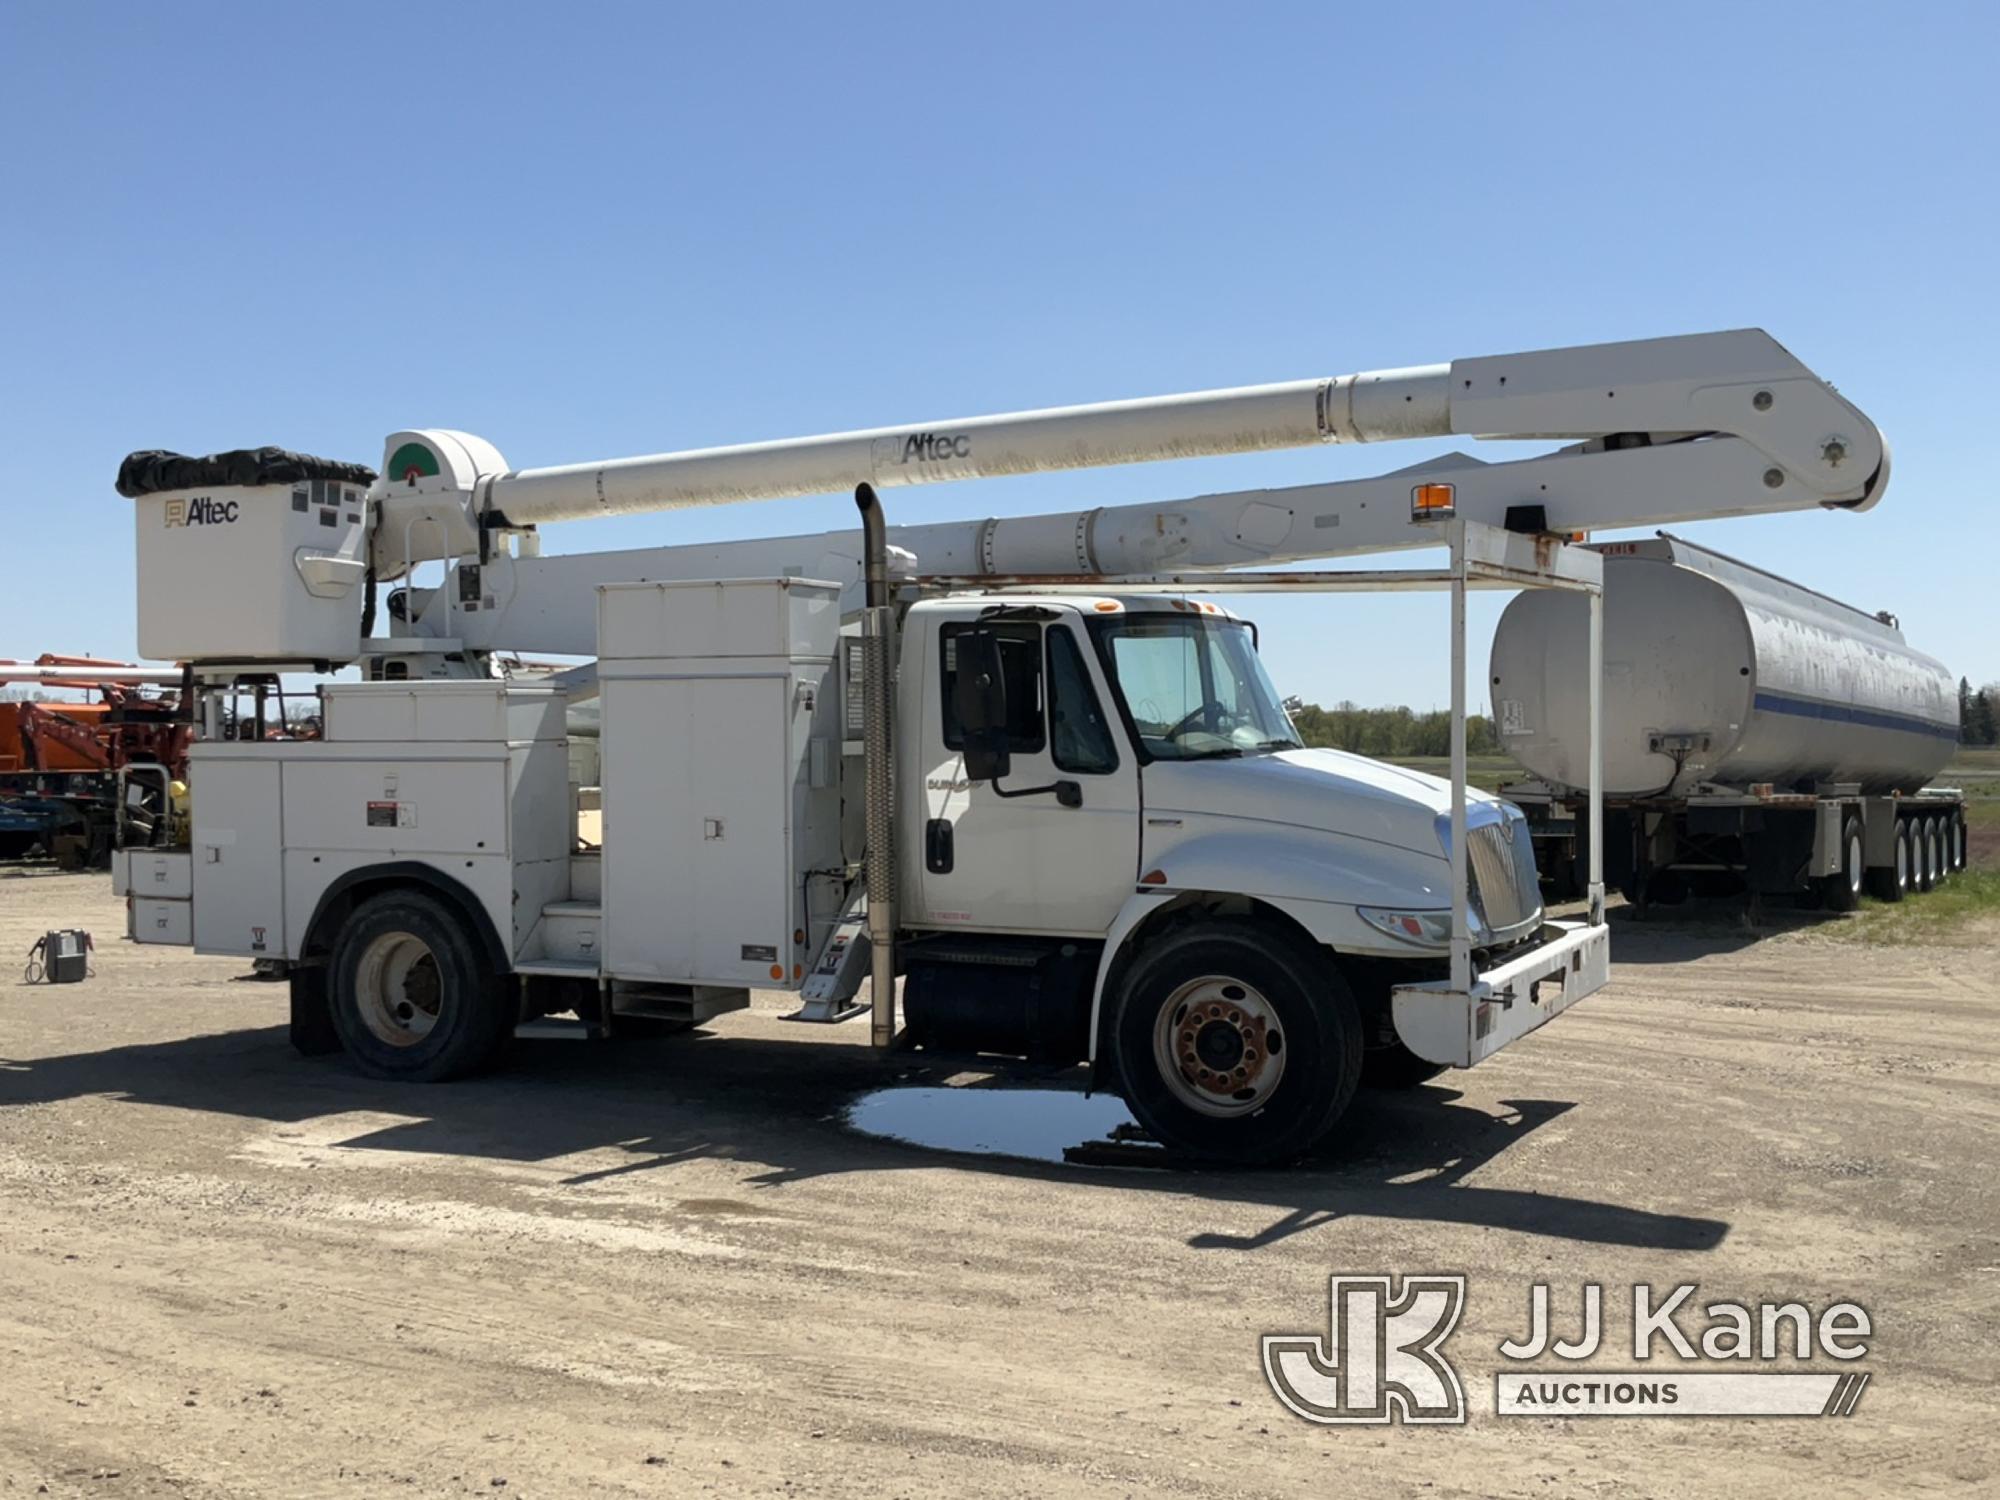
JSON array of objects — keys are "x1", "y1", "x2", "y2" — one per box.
[{"x1": 110, "y1": 330, "x2": 1888, "y2": 1163}]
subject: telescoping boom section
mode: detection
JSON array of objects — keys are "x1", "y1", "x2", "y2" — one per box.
[
  {"x1": 363, "y1": 328, "x2": 1883, "y2": 581},
  {"x1": 114, "y1": 327, "x2": 1886, "y2": 1165}
]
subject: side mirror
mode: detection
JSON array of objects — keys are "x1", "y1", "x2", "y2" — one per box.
[{"x1": 953, "y1": 628, "x2": 1012, "y2": 782}]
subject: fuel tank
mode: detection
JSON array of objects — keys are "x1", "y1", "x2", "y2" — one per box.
[{"x1": 1490, "y1": 536, "x2": 1955, "y2": 797}]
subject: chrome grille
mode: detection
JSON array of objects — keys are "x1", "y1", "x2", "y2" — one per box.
[{"x1": 1467, "y1": 818, "x2": 1541, "y2": 935}]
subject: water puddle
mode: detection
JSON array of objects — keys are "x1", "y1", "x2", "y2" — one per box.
[{"x1": 845, "y1": 1086, "x2": 1140, "y2": 1165}]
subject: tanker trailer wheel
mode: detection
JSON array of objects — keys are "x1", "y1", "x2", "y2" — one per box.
[
  {"x1": 1816, "y1": 815, "x2": 1865, "y2": 913},
  {"x1": 327, "y1": 890, "x2": 511, "y2": 1081},
  {"x1": 1951, "y1": 810, "x2": 1969, "y2": 872},
  {"x1": 1931, "y1": 817, "x2": 1952, "y2": 885},
  {"x1": 1867, "y1": 820, "x2": 1911, "y2": 903},
  {"x1": 1915, "y1": 820, "x2": 1938, "y2": 894},
  {"x1": 1108, "y1": 920, "x2": 1361, "y2": 1166}
]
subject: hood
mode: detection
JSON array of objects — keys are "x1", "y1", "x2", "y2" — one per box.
[{"x1": 1142, "y1": 747, "x2": 1505, "y2": 856}]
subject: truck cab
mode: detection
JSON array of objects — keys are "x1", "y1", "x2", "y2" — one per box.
[{"x1": 894, "y1": 593, "x2": 1554, "y2": 1161}]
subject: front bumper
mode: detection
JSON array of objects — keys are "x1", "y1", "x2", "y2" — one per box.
[{"x1": 1389, "y1": 918, "x2": 1608, "y2": 1067}]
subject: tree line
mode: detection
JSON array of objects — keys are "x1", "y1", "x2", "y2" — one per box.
[
  {"x1": 1283, "y1": 697, "x2": 1501, "y2": 758},
  {"x1": 1960, "y1": 678, "x2": 2000, "y2": 746}
]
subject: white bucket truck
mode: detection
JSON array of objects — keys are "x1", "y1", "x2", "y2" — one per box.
[{"x1": 112, "y1": 331, "x2": 1887, "y2": 1163}]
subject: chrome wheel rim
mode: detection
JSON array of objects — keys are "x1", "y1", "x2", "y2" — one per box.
[
  {"x1": 1845, "y1": 832, "x2": 1863, "y2": 897},
  {"x1": 1152, "y1": 974, "x2": 1287, "y2": 1118},
  {"x1": 354, "y1": 931, "x2": 443, "y2": 1048},
  {"x1": 1896, "y1": 833, "x2": 1909, "y2": 891}
]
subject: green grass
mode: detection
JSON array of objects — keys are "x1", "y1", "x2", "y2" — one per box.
[{"x1": 1830, "y1": 868, "x2": 2000, "y2": 945}]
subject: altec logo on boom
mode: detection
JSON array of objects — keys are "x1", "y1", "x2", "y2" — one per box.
[
  {"x1": 878, "y1": 432, "x2": 973, "y2": 466},
  {"x1": 162, "y1": 496, "x2": 239, "y2": 528}
]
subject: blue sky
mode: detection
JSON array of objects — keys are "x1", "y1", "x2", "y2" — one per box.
[{"x1": 3, "y1": 2, "x2": 1995, "y2": 708}]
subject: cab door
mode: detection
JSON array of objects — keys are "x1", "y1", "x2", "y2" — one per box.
[{"x1": 914, "y1": 610, "x2": 1140, "y2": 936}]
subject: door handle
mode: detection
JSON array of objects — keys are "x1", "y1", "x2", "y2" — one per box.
[{"x1": 925, "y1": 817, "x2": 955, "y2": 874}]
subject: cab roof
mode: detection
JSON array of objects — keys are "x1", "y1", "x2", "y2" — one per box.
[{"x1": 929, "y1": 591, "x2": 1247, "y2": 622}]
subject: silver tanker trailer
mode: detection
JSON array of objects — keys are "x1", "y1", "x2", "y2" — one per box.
[{"x1": 1492, "y1": 534, "x2": 1966, "y2": 911}]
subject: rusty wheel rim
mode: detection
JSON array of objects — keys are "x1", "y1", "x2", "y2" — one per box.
[{"x1": 1151, "y1": 974, "x2": 1286, "y2": 1118}]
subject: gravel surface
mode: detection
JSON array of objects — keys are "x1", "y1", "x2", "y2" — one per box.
[{"x1": 2, "y1": 867, "x2": 1993, "y2": 1497}]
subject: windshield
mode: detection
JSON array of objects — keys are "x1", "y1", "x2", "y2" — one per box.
[{"x1": 1089, "y1": 614, "x2": 1302, "y2": 760}]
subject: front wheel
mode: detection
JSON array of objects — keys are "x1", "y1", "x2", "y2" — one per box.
[
  {"x1": 327, "y1": 890, "x2": 512, "y2": 1081},
  {"x1": 1109, "y1": 920, "x2": 1361, "y2": 1166}
]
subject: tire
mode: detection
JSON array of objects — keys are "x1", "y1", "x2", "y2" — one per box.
[
  {"x1": 1108, "y1": 919, "x2": 1362, "y2": 1166},
  {"x1": 1915, "y1": 820, "x2": 1937, "y2": 894},
  {"x1": 1868, "y1": 821, "x2": 1911, "y2": 903},
  {"x1": 1929, "y1": 817, "x2": 1950, "y2": 885},
  {"x1": 1816, "y1": 815, "x2": 1865, "y2": 913},
  {"x1": 1950, "y1": 810, "x2": 1968, "y2": 872},
  {"x1": 1362, "y1": 1040, "x2": 1451, "y2": 1090},
  {"x1": 327, "y1": 890, "x2": 512, "y2": 1081}
]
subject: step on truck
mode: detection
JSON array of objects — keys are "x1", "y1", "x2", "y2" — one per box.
[
  {"x1": 110, "y1": 330, "x2": 1888, "y2": 1164},
  {"x1": 1492, "y1": 535, "x2": 1966, "y2": 914}
]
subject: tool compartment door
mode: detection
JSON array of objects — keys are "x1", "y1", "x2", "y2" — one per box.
[
  {"x1": 189, "y1": 756, "x2": 285, "y2": 957},
  {"x1": 602, "y1": 674, "x2": 793, "y2": 987}
]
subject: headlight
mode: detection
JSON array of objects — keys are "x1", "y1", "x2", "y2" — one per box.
[{"x1": 1357, "y1": 905, "x2": 1488, "y2": 948}]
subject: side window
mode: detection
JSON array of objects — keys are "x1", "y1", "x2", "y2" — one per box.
[
  {"x1": 940, "y1": 622, "x2": 1045, "y2": 753},
  {"x1": 1048, "y1": 626, "x2": 1119, "y2": 774}
]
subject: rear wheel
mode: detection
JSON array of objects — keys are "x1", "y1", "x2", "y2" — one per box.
[
  {"x1": 1816, "y1": 815, "x2": 1865, "y2": 913},
  {"x1": 1929, "y1": 817, "x2": 1950, "y2": 885},
  {"x1": 1950, "y1": 810, "x2": 1968, "y2": 872},
  {"x1": 1110, "y1": 920, "x2": 1361, "y2": 1166},
  {"x1": 1915, "y1": 820, "x2": 1937, "y2": 893},
  {"x1": 327, "y1": 890, "x2": 511, "y2": 1080}
]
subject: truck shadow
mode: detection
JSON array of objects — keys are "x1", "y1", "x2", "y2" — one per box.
[{"x1": 0, "y1": 1022, "x2": 1728, "y2": 1256}]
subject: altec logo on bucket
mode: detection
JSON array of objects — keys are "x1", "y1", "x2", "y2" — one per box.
[
  {"x1": 1264, "y1": 1277, "x2": 1873, "y2": 1425},
  {"x1": 163, "y1": 496, "x2": 239, "y2": 527}
]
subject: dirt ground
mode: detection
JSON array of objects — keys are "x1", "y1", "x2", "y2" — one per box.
[{"x1": 1, "y1": 869, "x2": 1995, "y2": 1499}]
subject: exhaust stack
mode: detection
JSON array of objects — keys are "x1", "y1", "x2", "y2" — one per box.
[{"x1": 856, "y1": 484, "x2": 900, "y2": 1049}]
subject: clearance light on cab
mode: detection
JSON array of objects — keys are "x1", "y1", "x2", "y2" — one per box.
[{"x1": 1411, "y1": 482, "x2": 1456, "y2": 521}]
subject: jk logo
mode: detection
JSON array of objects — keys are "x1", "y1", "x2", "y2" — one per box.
[{"x1": 1263, "y1": 1275, "x2": 1468, "y2": 1425}]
